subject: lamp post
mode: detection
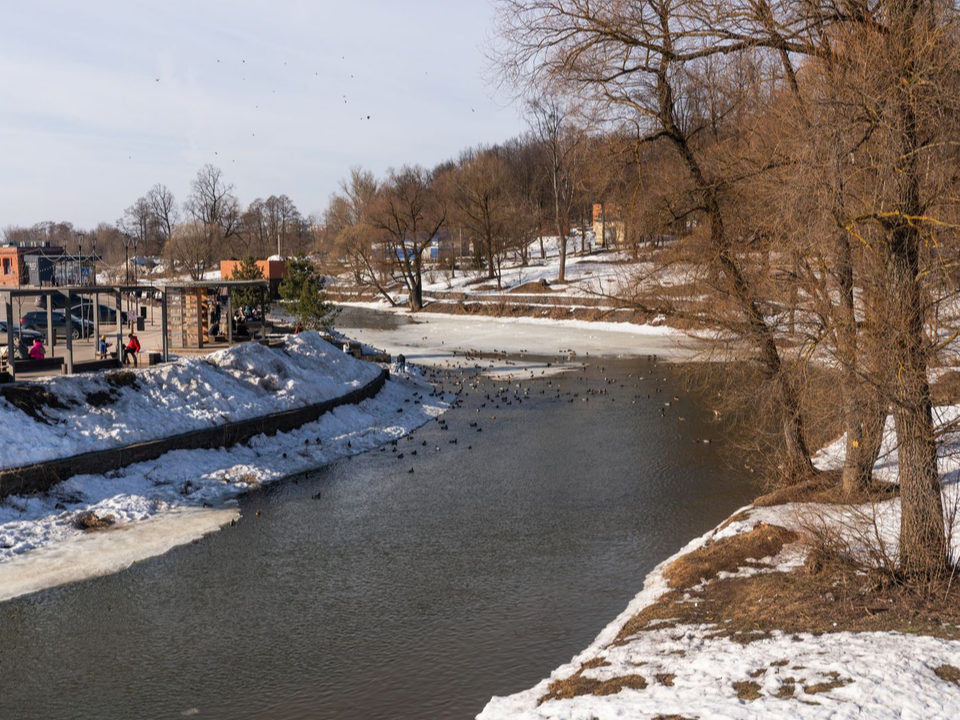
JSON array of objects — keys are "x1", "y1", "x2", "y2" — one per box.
[
  {"x1": 76, "y1": 231, "x2": 85, "y2": 285},
  {"x1": 122, "y1": 232, "x2": 133, "y2": 284},
  {"x1": 90, "y1": 236, "x2": 97, "y2": 285}
]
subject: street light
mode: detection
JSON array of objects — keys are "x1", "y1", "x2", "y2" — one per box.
[
  {"x1": 76, "y1": 231, "x2": 85, "y2": 285},
  {"x1": 90, "y1": 235, "x2": 97, "y2": 285},
  {"x1": 122, "y1": 232, "x2": 133, "y2": 284}
]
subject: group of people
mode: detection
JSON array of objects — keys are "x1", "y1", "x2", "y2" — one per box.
[
  {"x1": 9, "y1": 332, "x2": 141, "y2": 365},
  {"x1": 93, "y1": 332, "x2": 140, "y2": 364}
]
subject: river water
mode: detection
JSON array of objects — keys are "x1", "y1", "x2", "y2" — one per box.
[{"x1": 0, "y1": 311, "x2": 757, "y2": 719}]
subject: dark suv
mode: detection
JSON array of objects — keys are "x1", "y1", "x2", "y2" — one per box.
[{"x1": 20, "y1": 311, "x2": 96, "y2": 340}]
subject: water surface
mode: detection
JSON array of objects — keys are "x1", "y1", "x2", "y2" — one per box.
[{"x1": 0, "y1": 354, "x2": 755, "y2": 719}]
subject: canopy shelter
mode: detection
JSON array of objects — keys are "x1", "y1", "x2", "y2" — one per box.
[
  {"x1": 1, "y1": 285, "x2": 143, "y2": 381},
  {"x1": 161, "y1": 280, "x2": 270, "y2": 354}
]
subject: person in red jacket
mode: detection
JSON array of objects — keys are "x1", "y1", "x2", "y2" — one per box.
[{"x1": 123, "y1": 332, "x2": 141, "y2": 366}]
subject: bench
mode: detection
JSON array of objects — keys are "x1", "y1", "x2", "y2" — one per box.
[
  {"x1": 70, "y1": 358, "x2": 121, "y2": 374},
  {"x1": 12, "y1": 357, "x2": 65, "y2": 375}
]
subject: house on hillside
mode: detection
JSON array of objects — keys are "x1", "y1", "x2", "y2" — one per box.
[{"x1": 593, "y1": 204, "x2": 625, "y2": 248}]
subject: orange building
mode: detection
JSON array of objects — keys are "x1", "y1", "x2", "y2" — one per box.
[
  {"x1": 220, "y1": 259, "x2": 287, "y2": 297},
  {"x1": 0, "y1": 243, "x2": 68, "y2": 287}
]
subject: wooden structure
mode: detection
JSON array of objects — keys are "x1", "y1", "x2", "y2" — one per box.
[
  {"x1": 0, "y1": 285, "x2": 139, "y2": 381},
  {"x1": 162, "y1": 280, "x2": 269, "y2": 352}
]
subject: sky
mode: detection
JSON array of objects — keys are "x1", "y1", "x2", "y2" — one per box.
[{"x1": 0, "y1": 0, "x2": 525, "y2": 230}]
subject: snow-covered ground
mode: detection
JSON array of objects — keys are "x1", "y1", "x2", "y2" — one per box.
[
  {"x1": 0, "y1": 332, "x2": 381, "y2": 469},
  {"x1": 337, "y1": 305, "x2": 693, "y2": 381},
  {"x1": 0, "y1": 333, "x2": 446, "y2": 601},
  {"x1": 479, "y1": 417, "x2": 960, "y2": 719},
  {"x1": 335, "y1": 235, "x2": 661, "y2": 304}
]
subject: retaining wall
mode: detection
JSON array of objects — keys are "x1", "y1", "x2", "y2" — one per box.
[{"x1": 0, "y1": 368, "x2": 389, "y2": 498}]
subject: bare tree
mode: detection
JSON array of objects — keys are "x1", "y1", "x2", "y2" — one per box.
[
  {"x1": 370, "y1": 165, "x2": 446, "y2": 311},
  {"x1": 184, "y1": 164, "x2": 240, "y2": 243},
  {"x1": 526, "y1": 94, "x2": 581, "y2": 283},
  {"x1": 164, "y1": 221, "x2": 222, "y2": 281},
  {"x1": 146, "y1": 183, "x2": 178, "y2": 251}
]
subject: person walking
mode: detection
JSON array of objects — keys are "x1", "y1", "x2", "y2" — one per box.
[
  {"x1": 123, "y1": 332, "x2": 140, "y2": 366},
  {"x1": 98, "y1": 334, "x2": 110, "y2": 359},
  {"x1": 395, "y1": 353, "x2": 406, "y2": 373},
  {"x1": 29, "y1": 338, "x2": 45, "y2": 361}
]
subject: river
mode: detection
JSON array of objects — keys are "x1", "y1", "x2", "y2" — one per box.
[{"x1": 0, "y1": 309, "x2": 757, "y2": 719}]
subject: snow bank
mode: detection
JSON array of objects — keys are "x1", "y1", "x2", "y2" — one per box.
[
  {"x1": 0, "y1": 332, "x2": 381, "y2": 470},
  {"x1": 480, "y1": 409, "x2": 960, "y2": 719},
  {"x1": 0, "y1": 369, "x2": 447, "y2": 602}
]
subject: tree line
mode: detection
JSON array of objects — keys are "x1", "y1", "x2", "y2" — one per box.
[
  {"x1": 3, "y1": 164, "x2": 316, "y2": 280},
  {"x1": 486, "y1": 0, "x2": 960, "y2": 586}
]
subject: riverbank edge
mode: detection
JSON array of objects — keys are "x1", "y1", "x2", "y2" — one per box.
[{"x1": 0, "y1": 368, "x2": 389, "y2": 499}]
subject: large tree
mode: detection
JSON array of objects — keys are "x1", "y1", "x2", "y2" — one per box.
[{"x1": 370, "y1": 165, "x2": 446, "y2": 312}]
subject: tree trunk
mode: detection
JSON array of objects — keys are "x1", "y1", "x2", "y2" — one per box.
[
  {"x1": 663, "y1": 96, "x2": 814, "y2": 481},
  {"x1": 554, "y1": 186, "x2": 567, "y2": 283},
  {"x1": 886, "y1": 0, "x2": 946, "y2": 581}
]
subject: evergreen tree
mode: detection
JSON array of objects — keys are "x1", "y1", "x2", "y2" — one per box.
[
  {"x1": 229, "y1": 255, "x2": 265, "y2": 312},
  {"x1": 279, "y1": 255, "x2": 339, "y2": 330}
]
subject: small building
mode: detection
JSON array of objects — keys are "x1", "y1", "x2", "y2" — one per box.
[
  {"x1": 220, "y1": 259, "x2": 287, "y2": 297},
  {"x1": 0, "y1": 242, "x2": 70, "y2": 288},
  {"x1": 593, "y1": 204, "x2": 625, "y2": 247}
]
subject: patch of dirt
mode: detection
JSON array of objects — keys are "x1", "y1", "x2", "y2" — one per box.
[
  {"x1": 105, "y1": 370, "x2": 139, "y2": 390},
  {"x1": 804, "y1": 672, "x2": 851, "y2": 694},
  {"x1": 663, "y1": 524, "x2": 798, "y2": 590},
  {"x1": 509, "y1": 281, "x2": 554, "y2": 294},
  {"x1": 616, "y1": 547, "x2": 960, "y2": 646},
  {"x1": 74, "y1": 511, "x2": 116, "y2": 530},
  {"x1": 935, "y1": 665, "x2": 960, "y2": 686},
  {"x1": 733, "y1": 680, "x2": 762, "y2": 700},
  {"x1": 539, "y1": 658, "x2": 647, "y2": 704},
  {"x1": 0, "y1": 384, "x2": 70, "y2": 424},
  {"x1": 753, "y1": 472, "x2": 899, "y2": 507},
  {"x1": 655, "y1": 673, "x2": 676, "y2": 686},
  {"x1": 86, "y1": 390, "x2": 118, "y2": 408}
]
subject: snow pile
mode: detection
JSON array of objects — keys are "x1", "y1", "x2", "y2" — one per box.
[
  {"x1": 0, "y1": 332, "x2": 381, "y2": 469},
  {"x1": 0, "y1": 368, "x2": 447, "y2": 602}
]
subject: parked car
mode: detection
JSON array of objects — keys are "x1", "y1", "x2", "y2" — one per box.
[
  {"x1": 70, "y1": 302, "x2": 128, "y2": 325},
  {"x1": 35, "y1": 296, "x2": 129, "y2": 324},
  {"x1": 20, "y1": 311, "x2": 96, "y2": 340}
]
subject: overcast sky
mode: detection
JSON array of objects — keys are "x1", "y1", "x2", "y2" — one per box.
[{"x1": 0, "y1": 0, "x2": 524, "y2": 230}]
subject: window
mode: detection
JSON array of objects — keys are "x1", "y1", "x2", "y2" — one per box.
[{"x1": 1, "y1": 258, "x2": 10, "y2": 275}]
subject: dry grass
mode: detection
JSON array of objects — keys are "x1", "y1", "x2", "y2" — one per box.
[
  {"x1": 539, "y1": 658, "x2": 648, "y2": 704},
  {"x1": 509, "y1": 281, "x2": 554, "y2": 294},
  {"x1": 663, "y1": 523, "x2": 799, "y2": 590},
  {"x1": 753, "y1": 472, "x2": 898, "y2": 507},
  {"x1": 804, "y1": 672, "x2": 851, "y2": 694},
  {"x1": 733, "y1": 680, "x2": 762, "y2": 700},
  {"x1": 617, "y1": 544, "x2": 960, "y2": 646},
  {"x1": 935, "y1": 665, "x2": 960, "y2": 686}
]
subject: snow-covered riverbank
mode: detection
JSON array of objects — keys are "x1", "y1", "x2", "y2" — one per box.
[
  {"x1": 0, "y1": 333, "x2": 447, "y2": 602},
  {"x1": 478, "y1": 422, "x2": 960, "y2": 719},
  {"x1": 0, "y1": 332, "x2": 383, "y2": 469}
]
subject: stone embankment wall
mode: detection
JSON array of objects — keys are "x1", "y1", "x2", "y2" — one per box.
[{"x1": 0, "y1": 368, "x2": 389, "y2": 498}]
